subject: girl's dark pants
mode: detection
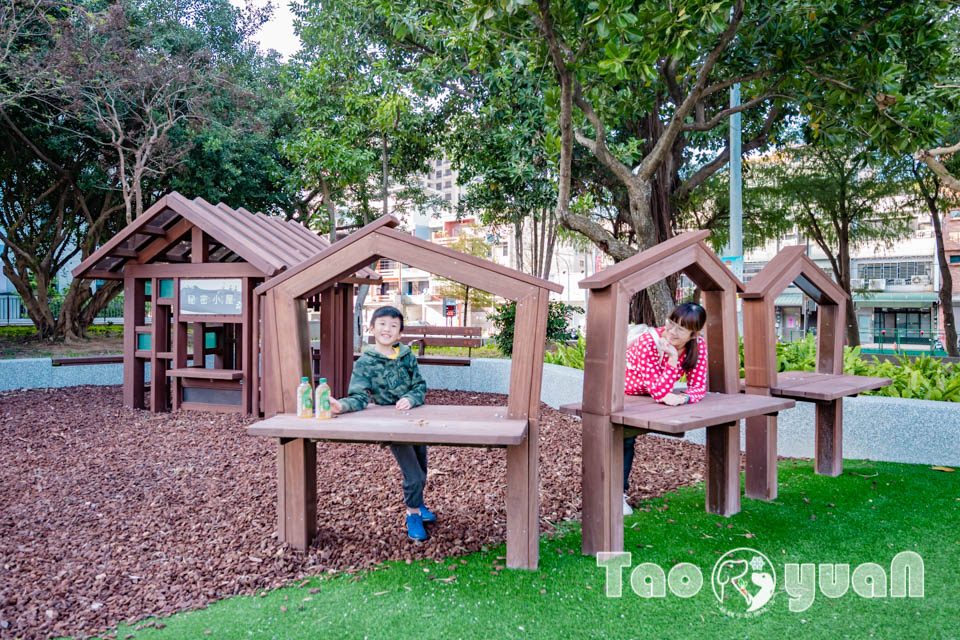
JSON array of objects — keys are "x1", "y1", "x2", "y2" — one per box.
[{"x1": 623, "y1": 436, "x2": 637, "y2": 491}]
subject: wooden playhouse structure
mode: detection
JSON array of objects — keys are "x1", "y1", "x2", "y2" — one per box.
[
  {"x1": 71, "y1": 191, "x2": 379, "y2": 414},
  {"x1": 560, "y1": 231, "x2": 795, "y2": 556},
  {"x1": 248, "y1": 215, "x2": 562, "y2": 569},
  {"x1": 741, "y1": 246, "x2": 891, "y2": 499}
]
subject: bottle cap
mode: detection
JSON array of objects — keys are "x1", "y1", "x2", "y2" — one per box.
[
  {"x1": 301, "y1": 376, "x2": 309, "y2": 382},
  {"x1": 319, "y1": 378, "x2": 327, "y2": 383}
]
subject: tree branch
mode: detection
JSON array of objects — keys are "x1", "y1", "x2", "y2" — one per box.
[
  {"x1": 638, "y1": 0, "x2": 744, "y2": 180},
  {"x1": 676, "y1": 103, "x2": 781, "y2": 202}
]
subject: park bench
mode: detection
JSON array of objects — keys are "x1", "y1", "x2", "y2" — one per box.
[
  {"x1": 252, "y1": 215, "x2": 562, "y2": 569},
  {"x1": 309, "y1": 325, "x2": 483, "y2": 378},
  {"x1": 571, "y1": 230, "x2": 795, "y2": 557},
  {"x1": 51, "y1": 355, "x2": 123, "y2": 366},
  {"x1": 373, "y1": 325, "x2": 483, "y2": 365},
  {"x1": 740, "y1": 246, "x2": 892, "y2": 499}
]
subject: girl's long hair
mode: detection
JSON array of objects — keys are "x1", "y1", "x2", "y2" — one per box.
[{"x1": 669, "y1": 303, "x2": 707, "y2": 372}]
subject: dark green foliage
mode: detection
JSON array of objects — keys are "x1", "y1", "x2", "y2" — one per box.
[{"x1": 489, "y1": 301, "x2": 583, "y2": 356}]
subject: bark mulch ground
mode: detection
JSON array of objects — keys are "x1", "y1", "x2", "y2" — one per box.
[{"x1": 0, "y1": 385, "x2": 707, "y2": 640}]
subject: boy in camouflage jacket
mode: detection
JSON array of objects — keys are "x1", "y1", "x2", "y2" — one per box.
[{"x1": 329, "y1": 306, "x2": 432, "y2": 540}]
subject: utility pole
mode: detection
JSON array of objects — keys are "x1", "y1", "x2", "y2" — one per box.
[
  {"x1": 727, "y1": 83, "x2": 744, "y2": 333},
  {"x1": 728, "y1": 83, "x2": 743, "y2": 267}
]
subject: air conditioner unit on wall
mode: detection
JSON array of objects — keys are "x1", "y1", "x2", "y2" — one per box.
[
  {"x1": 851, "y1": 278, "x2": 866, "y2": 289},
  {"x1": 911, "y1": 275, "x2": 931, "y2": 286},
  {"x1": 868, "y1": 279, "x2": 887, "y2": 291}
]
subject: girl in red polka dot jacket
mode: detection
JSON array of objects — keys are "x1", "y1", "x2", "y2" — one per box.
[{"x1": 622, "y1": 302, "x2": 707, "y2": 515}]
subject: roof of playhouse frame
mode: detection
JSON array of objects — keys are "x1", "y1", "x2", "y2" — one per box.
[
  {"x1": 741, "y1": 245, "x2": 847, "y2": 305},
  {"x1": 72, "y1": 191, "x2": 381, "y2": 284},
  {"x1": 578, "y1": 230, "x2": 745, "y2": 294},
  {"x1": 255, "y1": 214, "x2": 564, "y2": 300}
]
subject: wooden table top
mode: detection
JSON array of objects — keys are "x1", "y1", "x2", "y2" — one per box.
[
  {"x1": 247, "y1": 404, "x2": 528, "y2": 447},
  {"x1": 745, "y1": 371, "x2": 892, "y2": 401},
  {"x1": 559, "y1": 392, "x2": 794, "y2": 434}
]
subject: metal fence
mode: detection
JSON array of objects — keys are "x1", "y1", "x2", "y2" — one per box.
[{"x1": 0, "y1": 292, "x2": 124, "y2": 326}]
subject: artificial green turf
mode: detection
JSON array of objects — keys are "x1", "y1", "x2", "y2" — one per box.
[{"x1": 90, "y1": 459, "x2": 960, "y2": 639}]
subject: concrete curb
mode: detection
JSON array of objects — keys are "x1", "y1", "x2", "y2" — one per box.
[
  {"x1": 420, "y1": 358, "x2": 960, "y2": 468},
  {"x1": 3, "y1": 356, "x2": 958, "y2": 466}
]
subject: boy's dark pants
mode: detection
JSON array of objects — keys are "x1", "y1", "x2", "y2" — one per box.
[
  {"x1": 389, "y1": 444, "x2": 427, "y2": 508},
  {"x1": 623, "y1": 436, "x2": 637, "y2": 491}
]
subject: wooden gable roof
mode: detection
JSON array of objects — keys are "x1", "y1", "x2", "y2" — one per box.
[
  {"x1": 72, "y1": 192, "x2": 380, "y2": 283},
  {"x1": 741, "y1": 245, "x2": 847, "y2": 305},
  {"x1": 256, "y1": 215, "x2": 564, "y2": 300},
  {"x1": 578, "y1": 230, "x2": 744, "y2": 294}
]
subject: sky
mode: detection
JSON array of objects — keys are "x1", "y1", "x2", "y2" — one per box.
[{"x1": 232, "y1": 0, "x2": 302, "y2": 60}]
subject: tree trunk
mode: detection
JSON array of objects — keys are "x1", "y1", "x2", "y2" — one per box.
[
  {"x1": 542, "y1": 208, "x2": 558, "y2": 282},
  {"x1": 513, "y1": 220, "x2": 524, "y2": 273},
  {"x1": 381, "y1": 134, "x2": 389, "y2": 218},
  {"x1": 625, "y1": 179, "x2": 675, "y2": 324},
  {"x1": 923, "y1": 178, "x2": 959, "y2": 356},
  {"x1": 837, "y1": 233, "x2": 860, "y2": 348},
  {"x1": 320, "y1": 177, "x2": 337, "y2": 243}
]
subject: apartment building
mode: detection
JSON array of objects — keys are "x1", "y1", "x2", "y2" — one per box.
[
  {"x1": 743, "y1": 213, "x2": 951, "y2": 347},
  {"x1": 354, "y1": 157, "x2": 605, "y2": 335}
]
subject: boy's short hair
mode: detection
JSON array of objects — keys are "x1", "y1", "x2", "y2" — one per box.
[{"x1": 370, "y1": 305, "x2": 404, "y2": 330}]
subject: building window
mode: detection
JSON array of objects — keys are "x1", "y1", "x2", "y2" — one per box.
[
  {"x1": 950, "y1": 231, "x2": 960, "y2": 245},
  {"x1": 502, "y1": 244, "x2": 509, "y2": 257},
  {"x1": 858, "y1": 261, "x2": 931, "y2": 282},
  {"x1": 445, "y1": 169, "x2": 451, "y2": 176},
  {"x1": 444, "y1": 180, "x2": 451, "y2": 188},
  {"x1": 951, "y1": 256, "x2": 960, "y2": 264},
  {"x1": 950, "y1": 209, "x2": 960, "y2": 219},
  {"x1": 435, "y1": 171, "x2": 442, "y2": 179},
  {"x1": 445, "y1": 193, "x2": 452, "y2": 201},
  {"x1": 378, "y1": 259, "x2": 397, "y2": 271}
]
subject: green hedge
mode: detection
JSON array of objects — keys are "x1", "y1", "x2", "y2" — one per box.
[{"x1": 545, "y1": 333, "x2": 960, "y2": 403}]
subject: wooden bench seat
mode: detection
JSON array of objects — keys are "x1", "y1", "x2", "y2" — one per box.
[
  {"x1": 351, "y1": 352, "x2": 471, "y2": 367},
  {"x1": 167, "y1": 367, "x2": 243, "y2": 380},
  {"x1": 310, "y1": 349, "x2": 473, "y2": 377},
  {"x1": 51, "y1": 355, "x2": 123, "y2": 366},
  {"x1": 248, "y1": 404, "x2": 527, "y2": 447},
  {"x1": 367, "y1": 325, "x2": 482, "y2": 365},
  {"x1": 561, "y1": 392, "x2": 795, "y2": 435}
]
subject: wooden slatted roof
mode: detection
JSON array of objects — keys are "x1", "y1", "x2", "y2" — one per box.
[
  {"x1": 72, "y1": 191, "x2": 380, "y2": 283},
  {"x1": 255, "y1": 214, "x2": 564, "y2": 299},
  {"x1": 577, "y1": 230, "x2": 744, "y2": 294},
  {"x1": 741, "y1": 245, "x2": 847, "y2": 305}
]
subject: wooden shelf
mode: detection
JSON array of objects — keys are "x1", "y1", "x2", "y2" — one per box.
[
  {"x1": 156, "y1": 297, "x2": 174, "y2": 305},
  {"x1": 155, "y1": 351, "x2": 174, "y2": 359},
  {"x1": 134, "y1": 350, "x2": 152, "y2": 358},
  {"x1": 560, "y1": 392, "x2": 795, "y2": 435},
  {"x1": 135, "y1": 325, "x2": 152, "y2": 333},
  {"x1": 767, "y1": 371, "x2": 891, "y2": 402},
  {"x1": 167, "y1": 367, "x2": 243, "y2": 380},
  {"x1": 248, "y1": 405, "x2": 526, "y2": 447}
]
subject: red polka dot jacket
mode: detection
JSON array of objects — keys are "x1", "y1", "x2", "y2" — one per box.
[{"x1": 624, "y1": 326, "x2": 708, "y2": 403}]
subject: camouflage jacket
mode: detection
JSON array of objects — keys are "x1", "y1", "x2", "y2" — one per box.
[{"x1": 337, "y1": 343, "x2": 427, "y2": 413}]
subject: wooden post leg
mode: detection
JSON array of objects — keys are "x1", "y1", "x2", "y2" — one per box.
[
  {"x1": 815, "y1": 399, "x2": 843, "y2": 476},
  {"x1": 276, "y1": 438, "x2": 317, "y2": 551},
  {"x1": 745, "y1": 414, "x2": 777, "y2": 501},
  {"x1": 706, "y1": 422, "x2": 741, "y2": 516},
  {"x1": 580, "y1": 413, "x2": 623, "y2": 556},
  {"x1": 505, "y1": 427, "x2": 539, "y2": 570}
]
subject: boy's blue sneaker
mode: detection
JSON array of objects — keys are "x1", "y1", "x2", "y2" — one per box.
[
  {"x1": 406, "y1": 513, "x2": 428, "y2": 541},
  {"x1": 419, "y1": 505, "x2": 436, "y2": 524}
]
